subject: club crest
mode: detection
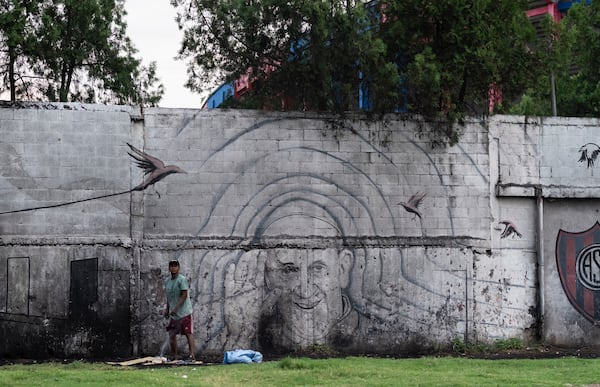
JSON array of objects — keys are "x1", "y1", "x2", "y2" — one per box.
[{"x1": 556, "y1": 222, "x2": 600, "y2": 323}]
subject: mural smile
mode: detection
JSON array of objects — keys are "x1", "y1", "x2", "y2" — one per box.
[{"x1": 292, "y1": 294, "x2": 324, "y2": 309}]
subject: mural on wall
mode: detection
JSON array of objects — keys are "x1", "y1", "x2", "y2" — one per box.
[
  {"x1": 0, "y1": 109, "x2": 540, "y2": 357},
  {"x1": 175, "y1": 147, "x2": 417, "y2": 352},
  {"x1": 398, "y1": 191, "x2": 426, "y2": 220},
  {"x1": 0, "y1": 143, "x2": 184, "y2": 215},
  {"x1": 126, "y1": 143, "x2": 187, "y2": 193},
  {"x1": 146, "y1": 115, "x2": 515, "y2": 354},
  {"x1": 499, "y1": 220, "x2": 522, "y2": 239},
  {"x1": 578, "y1": 143, "x2": 600, "y2": 168},
  {"x1": 0, "y1": 142, "x2": 182, "y2": 357},
  {"x1": 556, "y1": 222, "x2": 600, "y2": 323}
]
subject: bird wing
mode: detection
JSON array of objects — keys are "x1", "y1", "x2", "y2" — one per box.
[
  {"x1": 127, "y1": 143, "x2": 165, "y2": 175},
  {"x1": 579, "y1": 149, "x2": 588, "y2": 163},
  {"x1": 591, "y1": 148, "x2": 600, "y2": 163},
  {"x1": 408, "y1": 192, "x2": 426, "y2": 208},
  {"x1": 500, "y1": 224, "x2": 510, "y2": 238},
  {"x1": 499, "y1": 221, "x2": 522, "y2": 238}
]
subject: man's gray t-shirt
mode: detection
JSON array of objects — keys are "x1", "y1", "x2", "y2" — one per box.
[{"x1": 166, "y1": 274, "x2": 192, "y2": 319}]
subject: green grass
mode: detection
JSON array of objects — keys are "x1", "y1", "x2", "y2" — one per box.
[
  {"x1": 451, "y1": 337, "x2": 525, "y2": 354},
  {"x1": 2, "y1": 356, "x2": 600, "y2": 386}
]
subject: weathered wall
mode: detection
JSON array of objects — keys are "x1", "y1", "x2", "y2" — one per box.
[
  {"x1": 0, "y1": 104, "x2": 135, "y2": 357},
  {"x1": 492, "y1": 115, "x2": 600, "y2": 348},
  {"x1": 0, "y1": 103, "x2": 596, "y2": 359}
]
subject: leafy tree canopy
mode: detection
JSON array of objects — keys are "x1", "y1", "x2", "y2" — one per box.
[
  {"x1": 173, "y1": 0, "x2": 542, "y2": 144},
  {"x1": 0, "y1": 0, "x2": 163, "y2": 106},
  {"x1": 509, "y1": 2, "x2": 600, "y2": 118}
]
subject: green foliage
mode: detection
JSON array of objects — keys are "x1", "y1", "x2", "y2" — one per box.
[
  {"x1": 381, "y1": 0, "x2": 539, "y2": 144},
  {"x1": 0, "y1": 0, "x2": 39, "y2": 101},
  {"x1": 452, "y1": 337, "x2": 468, "y2": 353},
  {"x1": 509, "y1": 2, "x2": 600, "y2": 117},
  {"x1": 174, "y1": 0, "x2": 386, "y2": 113},
  {"x1": 0, "y1": 0, "x2": 163, "y2": 105},
  {"x1": 174, "y1": 0, "x2": 541, "y2": 145},
  {"x1": 452, "y1": 339, "x2": 488, "y2": 354},
  {"x1": 451, "y1": 337, "x2": 524, "y2": 354},
  {"x1": 492, "y1": 338, "x2": 524, "y2": 351},
  {"x1": 558, "y1": 1, "x2": 600, "y2": 116}
]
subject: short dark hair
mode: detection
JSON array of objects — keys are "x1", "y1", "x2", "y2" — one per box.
[{"x1": 168, "y1": 260, "x2": 179, "y2": 267}]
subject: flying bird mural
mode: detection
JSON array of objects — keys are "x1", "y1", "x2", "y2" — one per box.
[
  {"x1": 0, "y1": 143, "x2": 186, "y2": 215},
  {"x1": 127, "y1": 142, "x2": 187, "y2": 191},
  {"x1": 499, "y1": 220, "x2": 522, "y2": 239},
  {"x1": 578, "y1": 143, "x2": 600, "y2": 168},
  {"x1": 398, "y1": 192, "x2": 426, "y2": 220}
]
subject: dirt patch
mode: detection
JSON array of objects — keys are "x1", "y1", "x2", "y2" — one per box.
[{"x1": 452, "y1": 345, "x2": 600, "y2": 360}]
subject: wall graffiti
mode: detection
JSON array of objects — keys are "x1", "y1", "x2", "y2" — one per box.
[
  {"x1": 127, "y1": 142, "x2": 187, "y2": 193},
  {"x1": 499, "y1": 220, "x2": 522, "y2": 239},
  {"x1": 154, "y1": 116, "x2": 504, "y2": 355},
  {"x1": 578, "y1": 143, "x2": 600, "y2": 168},
  {"x1": 0, "y1": 143, "x2": 185, "y2": 215},
  {"x1": 556, "y1": 222, "x2": 600, "y2": 323},
  {"x1": 398, "y1": 192, "x2": 426, "y2": 220},
  {"x1": 1, "y1": 106, "x2": 548, "y2": 358}
]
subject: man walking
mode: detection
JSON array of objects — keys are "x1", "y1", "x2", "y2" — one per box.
[{"x1": 164, "y1": 260, "x2": 195, "y2": 360}]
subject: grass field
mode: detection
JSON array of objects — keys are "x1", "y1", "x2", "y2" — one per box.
[{"x1": 2, "y1": 356, "x2": 600, "y2": 386}]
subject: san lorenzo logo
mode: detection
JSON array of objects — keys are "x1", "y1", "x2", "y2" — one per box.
[
  {"x1": 556, "y1": 222, "x2": 600, "y2": 323},
  {"x1": 576, "y1": 244, "x2": 600, "y2": 290}
]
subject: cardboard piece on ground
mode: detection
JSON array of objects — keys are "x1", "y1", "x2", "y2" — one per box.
[
  {"x1": 146, "y1": 359, "x2": 204, "y2": 366},
  {"x1": 107, "y1": 356, "x2": 157, "y2": 366},
  {"x1": 107, "y1": 356, "x2": 203, "y2": 366}
]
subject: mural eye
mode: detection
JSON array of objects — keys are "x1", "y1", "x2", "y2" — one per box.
[{"x1": 309, "y1": 263, "x2": 327, "y2": 275}]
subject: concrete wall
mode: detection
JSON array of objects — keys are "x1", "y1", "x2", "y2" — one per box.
[
  {"x1": 0, "y1": 104, "x2": 135, "y2": 357},
  {"x1": 0, "y1": 103, "x2": 597, "y2": 359},
  {"x1": 491, "y1": 115, "x2": 600, "y2": 348}
]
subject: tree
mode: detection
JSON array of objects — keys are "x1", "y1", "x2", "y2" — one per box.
[
  {"x1": 0, "y1": 0, "x2": 163, "y2": 105},
  {"x1": 552, "y1": 1, "x2": 600, "y2": 117},
  {"x1": 173, "y1": 0, "x2": 542, "y2": 144},
  {"x1": 378, "y1": 0, "x2": 541, "y2": 143},
  {"x1": 509, "y1": 2, "x2": 600, "y2": 118},
  {"x1": 0, "y1": 0, "x2": 40, "y2": 102},
  {"x1": 173, "y1": 0, "x2": 395, "y2": 113}
]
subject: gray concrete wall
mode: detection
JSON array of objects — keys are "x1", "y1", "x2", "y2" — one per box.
[
  {"x1": 0, "y1": 104, "x2": 136, "y2": 357},
  {"x1": 0, "y1": 103, "x2": 596, "y2": 359},
  {"x1": 491, "y1": 115, "x2": 600, "y2": 348}
]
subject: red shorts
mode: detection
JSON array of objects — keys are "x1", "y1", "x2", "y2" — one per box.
[{"x1": 166, "y1": 314, "x2": 193, "y2": 335}]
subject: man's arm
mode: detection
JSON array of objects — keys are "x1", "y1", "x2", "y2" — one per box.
[
  {"x1": 170, "y1": 289, "x2": 188, "y2": 316},
  {"x1": 164, "y1": 293, "x2": 170, "y2": 318}
]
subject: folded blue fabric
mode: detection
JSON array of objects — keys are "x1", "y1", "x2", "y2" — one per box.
[{"x1": 223, "y1": 349, "x2": 263, "y2": 364}]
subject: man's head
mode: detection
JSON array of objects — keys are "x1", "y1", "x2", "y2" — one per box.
[
  {"x1": 169, "y1": 260, "x2": 180, "y2": 276},
  {"x1": 263, "y1": 248, "x2": 353, "y2": 344}
]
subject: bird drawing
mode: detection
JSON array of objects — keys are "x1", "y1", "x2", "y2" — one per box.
[
  {"x1": 578, "y1": 143, "x2": 600, "y2": 168},
  {"x1": 499, "y1": 220, "x2": 522, "y2": 239},
  {"x1": 398, "y1": 192, "x2": 426, "y2": 220},
  {"x1": 127, "y1": 143, "x2": 187, "y2": 192},
  {"x1": 0, "y1": 143, "x2": 187, "y2": 215}
]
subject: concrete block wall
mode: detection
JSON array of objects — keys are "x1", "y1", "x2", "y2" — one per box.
[
  {"x1": 0, "y1": 104, "x2": 138, "y2": 358},
  {"x1": 0, "y1": 103, "x2": 595, "y2": 359},
  {"x1": 490, "y1": 115, "x2": 600, "y2": 348},
  {"x1": 0, "y1": 105, "x2": 135, "y2": 238}
]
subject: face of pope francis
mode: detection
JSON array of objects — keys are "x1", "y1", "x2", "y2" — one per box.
[{"x1": 263, "y1": 248, "x2": 352, "y2": 346}]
